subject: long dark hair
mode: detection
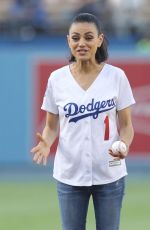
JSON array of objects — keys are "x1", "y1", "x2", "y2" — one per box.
[{"x1": 69, "y1": 13, "x2": 108, "y2": 63}]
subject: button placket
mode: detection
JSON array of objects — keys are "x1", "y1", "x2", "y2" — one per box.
[
  {"x1": 85, "y1": 118, "x2": 90, "y2": 139},
  {"x1": 84, "y1": 117, "x2": 92, "y2": 184}
]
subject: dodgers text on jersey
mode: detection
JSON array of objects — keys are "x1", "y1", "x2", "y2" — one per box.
[{"x1": 64, "y1": 98, "x2": 116, "y2": 123}]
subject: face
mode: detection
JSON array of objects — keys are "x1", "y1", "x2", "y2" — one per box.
[{"x1": 67, "y1": 22, "x2": 104, "y2": 62}]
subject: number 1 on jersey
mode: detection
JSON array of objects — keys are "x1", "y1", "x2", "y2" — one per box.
[{"x1": 104, "y1": 116, "x2": 109, "y2": 140}]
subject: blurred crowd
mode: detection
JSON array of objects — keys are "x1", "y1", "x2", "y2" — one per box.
[{"x1": 0, "y1": 0, "x2": 150, "y2": 42}]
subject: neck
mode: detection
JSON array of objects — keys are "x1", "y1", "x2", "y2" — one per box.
[{"x1": 73, "y1": 60, "x2": 103, "y2": 73}]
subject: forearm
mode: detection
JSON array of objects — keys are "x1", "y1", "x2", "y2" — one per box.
[
  {"x1": 118, "y1": 107, "x2": 134, "y2": 149},
  {"x1": 42, "y1": 125, "x2": 59, "y2": 148},
  {"x1": 119, "y1": 124, "x2": 134, "y2": 148}
]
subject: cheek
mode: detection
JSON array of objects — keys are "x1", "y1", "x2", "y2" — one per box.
[
  {"x1": 89, "y1": 40, "x2": 99, "y2": 50},
  {"x1": 69, "y1": 42, "x2": 76, "y2": 50},
  {"x1": 70, "y1": 46, "x2": 76, "y2": 55},
  {"x1": 70, "y1": 44, "x2": 78, "y2": 55},
  {"x1": 91, "y1": 44, "x2": 99, "y2": 53}
]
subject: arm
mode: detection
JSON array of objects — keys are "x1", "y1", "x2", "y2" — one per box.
[
  {"x1": 42, "y1": 112, "x2": 59, "y2": 148},
  {"x1": 118, "y1": 107, "x2": 134, "y2": 148},
  {"x1": 31, "y1": 112, "x2": 59, "y2": 165},
  {"x1": 109, "y1": 106, "x2": 134, "y2": 159}
]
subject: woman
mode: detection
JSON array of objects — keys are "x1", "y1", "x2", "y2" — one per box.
[{"x1": 31, "y1": 13, "x2": 135, "y2": 230}]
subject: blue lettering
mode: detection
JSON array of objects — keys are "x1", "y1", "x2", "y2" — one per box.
[
  {"x1": 64, "y1": 103, "x2": 79, "y2": 117},
  {"x1": 94, "y1": 101, "x2": 101, "y2": 110},
  {"x1": 86, "y1": 98, "x2": 94, "y2": 111},
  {"x1": 63, "y1": 98, "x2": 116, "y2": 122},
  {"x1": 101, "y1": 101, "x2": 107, "y2": 108},
  {"x1": 79, "y1": 105, "x2": 86, "y2": 113},
  {"x1": 107, "y1": 99, "x2": 115, "y2": 107},
  {"x1": 92, "y1": 111, "x2": 99, "y2": 119}
]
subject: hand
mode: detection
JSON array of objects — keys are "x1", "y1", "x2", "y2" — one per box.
[
  {"x1": 108, "y1": 141, "x2": 129, "y2": 159},
  {"x1": 108, "y1": 149, "x2": 128, "y2": 159},
  {"x1": 30, "y1": 133, "x2": 50, "y2": 165}
]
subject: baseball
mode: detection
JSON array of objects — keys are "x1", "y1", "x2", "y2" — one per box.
[{"x1": 111, "y1": 141, "x2": 127, "y2": 154}]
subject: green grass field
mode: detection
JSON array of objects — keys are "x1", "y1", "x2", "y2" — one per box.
[{"x1": 0, "y1": 179, "x2": 150, "y2": 230}]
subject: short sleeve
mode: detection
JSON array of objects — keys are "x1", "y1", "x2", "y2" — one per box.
[
  {"x1": 116, "y1": 71, "x2": 136, "y2": 111},
  {"x1": 41, "y1": 77, "x2": 59, "y2": 114}
]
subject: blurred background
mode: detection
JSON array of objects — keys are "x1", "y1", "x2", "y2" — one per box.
[{"x1": 0, "y1": 0, "x2": 150, "y2": 229}]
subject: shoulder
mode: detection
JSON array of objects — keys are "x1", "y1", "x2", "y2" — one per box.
[
  {"x1": 105, "y1": 63, "x2": 125, "y2": 76},
  {"x1": 104, "y1": 63, "x2": 128, "y2": 85},
  {"x1": 48, "y1": 65, "x2": 69, "y2": 83}
]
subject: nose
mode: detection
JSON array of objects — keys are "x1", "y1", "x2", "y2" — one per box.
[{"x1": 78, "y1": 38, "x2": 85, "y2": 47}]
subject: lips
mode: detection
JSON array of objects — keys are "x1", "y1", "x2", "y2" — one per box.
[{"x1": 77, "y1": 49, "x2": 88, "y2": 55}]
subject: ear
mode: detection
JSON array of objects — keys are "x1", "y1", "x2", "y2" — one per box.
[{"x1": 98, "y1": 33, "x2": 104, "y2": 47}]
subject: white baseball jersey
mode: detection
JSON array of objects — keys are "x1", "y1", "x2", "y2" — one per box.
[{"x1": 41, "y1": 63, "x2": 135, "y2": 186}]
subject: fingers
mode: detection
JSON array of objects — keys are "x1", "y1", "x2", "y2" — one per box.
[
  {"x1": 43, "y1": 156, "x2": 48, "y2": 166},
  {"x1": 30, "y1": 132, "x2": 49, "y2": 165},
  {"x1": 30, "y1": 133, "x2": 46, "y2": 154},
  {"x1": 108, "y1": 149, "x2": 126, "y2": 159},
  {"x1": 33, "y1": 152, "x2": 48, "y2": 165},
  {"x1": 33, "y1": 151, "x2": 41, "y2": 162},
  {"x1": 30, "y1": 146, "x2": 40, "y2": 154},
  {"x1": 36, "y1": 154, "x2": 43, "y2": 165}
]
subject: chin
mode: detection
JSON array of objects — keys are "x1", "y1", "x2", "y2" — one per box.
[{"x1": 77, "y1": 56, "x2": 90, "y2": 62}]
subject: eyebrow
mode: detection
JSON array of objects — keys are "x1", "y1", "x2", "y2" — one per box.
[{"x1": 71, "y1": 32, "x2": 94, "y2": 35}]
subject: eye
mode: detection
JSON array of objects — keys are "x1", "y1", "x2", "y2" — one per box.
[
  {"x1": 85, "y1": 36, "x2": 94, "y2": 41},
  {"x1": 71, "y1": 36, "x2": 79, "y2": 41}
]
